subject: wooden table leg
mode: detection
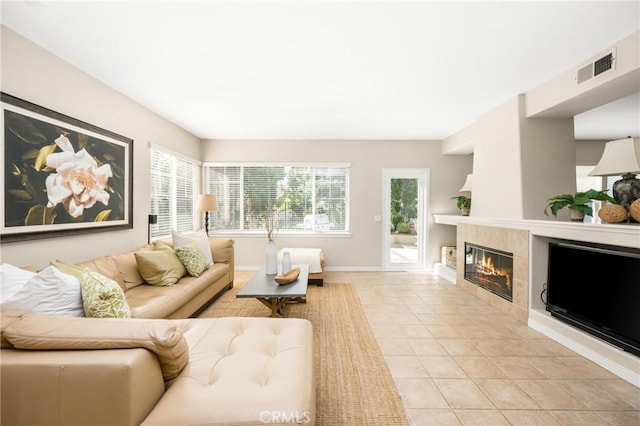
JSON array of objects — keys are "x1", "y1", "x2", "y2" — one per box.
[{"x1": 257, "y1": 297, "x2": 290, "y2": 317}]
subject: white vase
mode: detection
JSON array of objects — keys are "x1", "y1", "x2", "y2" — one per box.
[
  {"x1": 281, "y1": 250, "x2": 291, "y2": 273},
  {"x1": 265, "y1": 241, "x2": 278, "y2": 274}
]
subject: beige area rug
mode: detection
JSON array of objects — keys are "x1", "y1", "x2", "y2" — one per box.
[{"x1": 199, "y1": 279, "x2": 409, "y2": 426}]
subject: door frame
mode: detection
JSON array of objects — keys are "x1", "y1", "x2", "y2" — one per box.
[{"x1": 382, "y1": 169, "x2": 429, "y2": 271}]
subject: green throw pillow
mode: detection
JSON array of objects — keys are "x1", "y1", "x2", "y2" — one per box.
[
  {"x1": 134, "y1": 244, "x2": 186, "y2": 286},
  {"x1": 80, "y1": 269, "x2": 131, "y2": 318},
  {"x1": 175, "y1": 242, "x2": 209, "y2": 277},
  {"x1": 50, "y1": 260, "x2": 85, "y2": 281}
]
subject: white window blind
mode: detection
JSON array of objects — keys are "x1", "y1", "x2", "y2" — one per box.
[
  {"x1": 576, "y1": 166, "x2": 603, "y2": 192},
  {"x1": 204, "y1": 164, "x2": 349, "y2": 233},
  {"x1": 576, "y1": 166, "x2": 620, "y2": 195},
  {"x1": 150, "y1": 147, "x2": 197, "y2": 239}
]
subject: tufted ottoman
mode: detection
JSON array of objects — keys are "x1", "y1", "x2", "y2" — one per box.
[{"x1": 141, "y1": 317, "x2": 316, "y2": 426}]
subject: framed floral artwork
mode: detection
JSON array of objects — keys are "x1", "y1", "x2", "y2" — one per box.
[{"x1": 1, "y1": 93, "x2": 133, "y2": 242}]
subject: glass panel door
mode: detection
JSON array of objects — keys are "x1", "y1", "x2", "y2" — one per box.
[{"x1": 383, "y1": 169, "x2": 428, "y2": 271}]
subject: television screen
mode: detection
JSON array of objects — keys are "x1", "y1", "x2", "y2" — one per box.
[{"x1": 546, "y1": 241, "x2": 640, "y2": 356}]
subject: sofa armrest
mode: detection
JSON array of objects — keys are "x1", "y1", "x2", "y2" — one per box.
[
  {"x1": 3, "y1": 314, "x2": 189, "y2": 380},
  {"x1": 210, "y1": 238, "x2": 234, "y2": 284},
  {"x1": 209, "y1": 238, "x2": 233, "y2": 264},
  {"x1": 1, "y1": 347, "x2": 165, "y2": 426}
]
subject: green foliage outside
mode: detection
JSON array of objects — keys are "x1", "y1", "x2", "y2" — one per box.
[{"x1": 390, "y1": 178, "x2": 417, "y2": 233}]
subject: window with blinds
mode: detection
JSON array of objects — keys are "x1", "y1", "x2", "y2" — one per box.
[
  {"x1": 150, "y1": 147, "x2": 197, "y2": 240},
  {"x1": 576, "y1": 166, "x2": 603, "y2": 193},
  {"x1": 203, "y1": 164, "x2": 349, "y2": 233},
  {"x1": 576, "y1": 166, "x2": 620, "y2": 194}
]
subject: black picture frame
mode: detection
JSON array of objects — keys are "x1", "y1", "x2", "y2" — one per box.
[{"x1": 1, "y1": 92, "x2": 133, "y2": 243}]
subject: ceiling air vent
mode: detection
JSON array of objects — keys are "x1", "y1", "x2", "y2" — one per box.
[
  {"x1": 576, "y1": 49, "x2": 616, "y2": 84},
  {"x1": 594, "y1": 52, "x2": 614, "y2": 76}
]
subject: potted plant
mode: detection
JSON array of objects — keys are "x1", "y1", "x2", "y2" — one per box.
[
  {"x1": 451, "y1": 196, "x2": 471, "y2": 216},
  {"x1": 544, "y1": 189, "x2": 616, "y2": 221}
]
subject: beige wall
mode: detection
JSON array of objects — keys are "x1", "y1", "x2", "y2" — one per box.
[
  {"x1": 575, "y1": 139, "x2": 607, "y2": 165},
  {"x1": 525, "y1": 30, "x2": 640, "y2": 119},
  {"x1": 1, "y1": 24, "x2": 625, "y2": 271},
  {"x1": 0, "y1": 26, "x2": 473, "y2": 272},
  {"x1": 201, "y1": 139, "x2": 472, "y2": 269},
  {"x1": 0, "y1": 26, "x2": 201, "y2": 269}
]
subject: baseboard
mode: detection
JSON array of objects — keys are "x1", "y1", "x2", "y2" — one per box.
[
  {"x1": 528, "y1": 310, "x2": 640, "y2": 388},
  {"x1": 434, "y1": 263, "x2": 456, "y2": 284}
]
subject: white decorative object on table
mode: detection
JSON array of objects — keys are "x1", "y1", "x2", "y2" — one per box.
[
  {"x1": 266, "y1": 241, "x2": 278, "y2": 274},
  {"x1": 263, "y1": 203, "x2": 279, "y2": 274},
  {"x1": 281, "y1": 251, "x2": 291, "y2": 273}
]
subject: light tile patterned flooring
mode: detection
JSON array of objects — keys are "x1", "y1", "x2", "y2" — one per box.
[{"x1": 326, "y1": 271, "x2": 640, "y2": 426}]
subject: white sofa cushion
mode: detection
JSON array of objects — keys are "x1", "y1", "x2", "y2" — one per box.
[
  {"x1": 1, "y1": 265, "x2": 84, "y2": 317},
  {"x1": 172, "y1": 229, "x2": 213, "y2": 265}
]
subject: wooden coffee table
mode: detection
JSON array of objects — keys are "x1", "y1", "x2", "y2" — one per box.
[{"x1": 236, "y1": 264, "x2": 309, "y2": 318}]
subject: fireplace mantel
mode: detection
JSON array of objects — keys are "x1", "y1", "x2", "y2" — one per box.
[
  {"x1": 434, "y1": 213, "x2": 640, "y2": 386},
  {"x1": 433, "y1": 214, "x2": 640, "y2": 248}
]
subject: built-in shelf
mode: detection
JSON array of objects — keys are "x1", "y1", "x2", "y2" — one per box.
[{"x1": 433, "y1": 214, "x2": 640, "y2": 248}]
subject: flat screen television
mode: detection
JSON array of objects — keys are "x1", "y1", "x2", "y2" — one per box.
[{"x1": 546, "y1": 241, "x2": 640, "y2": 357}]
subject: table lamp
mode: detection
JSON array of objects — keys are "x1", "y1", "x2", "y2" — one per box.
[
  {"x1": 588, "y1": 137, "x2": 640, "y2": 209},
  {"x1": 196, "y1": 194, "x2": 219, "y2": 235},
  {"x1": 148, "y1": 214, "x2": 158, "y2": 244}
]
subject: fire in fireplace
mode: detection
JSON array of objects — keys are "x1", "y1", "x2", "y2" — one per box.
[{"x1": 464, "y1": 243, "x2": 514, "y2": 302}]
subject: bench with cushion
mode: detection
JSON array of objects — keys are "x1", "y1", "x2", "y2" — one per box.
[{"x1": 278, "y1": 248, "x2": 326, "y2": 286}]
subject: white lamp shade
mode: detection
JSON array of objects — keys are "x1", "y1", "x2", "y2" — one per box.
[
  {"x1": 196, "y1": 194, "x2": 219, "y2": 212},
  {"x1": 589, "y1": 137, "x2": 640, "y2": 176},
  {"x1": 459, "y1": 174, "x2": 473, "y2": 192}
]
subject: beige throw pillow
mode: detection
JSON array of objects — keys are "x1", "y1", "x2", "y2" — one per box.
[{"x1": 134, "y1": 242, "x2": 186, "y2": 286}]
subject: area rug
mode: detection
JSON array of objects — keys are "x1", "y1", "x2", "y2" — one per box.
[{"x1": 199, "y1": 280, "x2": 409, "y2": 426}]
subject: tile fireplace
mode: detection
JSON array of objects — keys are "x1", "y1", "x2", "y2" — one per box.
[
  {"x1": 455, "y1": 224, "x2": 529, "y2": 323},
  {"x1": 464, "y1": 243, "x2": 514, "y2": 302}
]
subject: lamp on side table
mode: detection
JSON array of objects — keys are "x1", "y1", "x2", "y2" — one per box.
[
  {"x1": 196, "y1": 194, "x2": 219, "y2": 236},
  {"x1": 148, "y1": 214, "x2": 158, "y2": 244}
]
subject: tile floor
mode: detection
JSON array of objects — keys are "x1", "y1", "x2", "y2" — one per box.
[{"x1": 327, "y1": 270, "x2": 640, "y2": 426}]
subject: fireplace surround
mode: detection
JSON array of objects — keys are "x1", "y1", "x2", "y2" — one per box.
[{"x1": 457, "y1": 224, "x2": 529, "y2": 323}]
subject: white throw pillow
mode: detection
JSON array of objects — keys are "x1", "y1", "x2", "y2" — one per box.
[
  {"x1": 172, "y1": 229, "x2": 213, "y2": 265},
  {"x1": 1, "y1": 265, "x2": 84, "y2": 317},
  {"x1": 0, "y1": 263, "x2": 36, "y2": 303}
]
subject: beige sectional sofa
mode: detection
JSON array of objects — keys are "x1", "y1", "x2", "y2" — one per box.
[
  {"x1": 76, "y1": 237, "x2": 235, "y2": 319},
  {"x1": 0, "y1": 237, "x2": 317, "y2": 425},
  {"x1": 1, "y1": 312, "x2": 315, "y2": 426}
]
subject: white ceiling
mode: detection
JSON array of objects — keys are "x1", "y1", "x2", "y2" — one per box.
[{"x1": 1, "y1": 1, "x2": 639, "y2": 141}]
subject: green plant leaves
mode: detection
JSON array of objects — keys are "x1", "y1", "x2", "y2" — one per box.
[
  {"x1": 94, "y1": 210, "x2": 111, "y2": 221},
  {"x1": 451, "y1": 195, "x2": 471, "y2": 209},
  {"x1": 24, "y1": 205, "x2": 56, "y2": 226},
  {"x1": 8, "y1": 189, "x2": 32, "y2": 201},
  {"x1": 34, "y1": 144, "x2": 57, "y2": 171},
  {"x1": 544, "y1": 188, "x2": 616, "y2": 217},
  {"x1": 6, "y1": 112, "x2": 48, "y2": 145}
]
